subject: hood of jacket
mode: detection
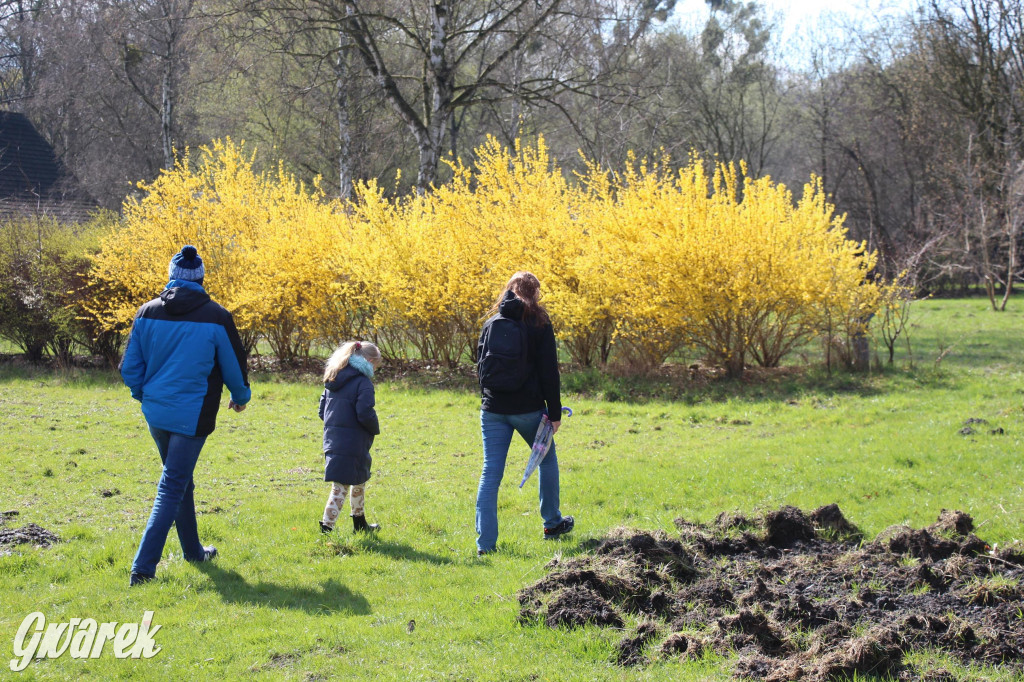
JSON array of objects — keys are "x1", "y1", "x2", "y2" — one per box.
[
  {"x1": 160, "y1": 280, "x2": 211, "y2": 316},
  {"x1": 498, "y1": 290, "x2": 525, "y2": 321},
  {"x1": 325, "y1": 364, "x2": 365, "y2": 392}
]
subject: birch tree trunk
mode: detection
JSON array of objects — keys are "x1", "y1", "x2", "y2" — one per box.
[
  {"x1": 419, "y1": 0, "x2": 452, "y2": 191},
  {"x1": 334, "y1": 23, "x2": 353, "y2": 200},
  {"x1": 161, "y1": 55, "x2": 174, "y2": 170},
  {"x1": 999, "y1": 221, "x2": 1016, "y2": 310},
  {"x1": 156, "y1": 0, "x2": 193, "y2": 170},
  {"x1": 335, "y1": 0, "x2": 570, "y2": 192}
]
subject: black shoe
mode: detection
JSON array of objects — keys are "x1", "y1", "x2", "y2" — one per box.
[
  {"x1": 129, "y1": 572, "x2": 155, "y2": 587},
  {"x1": 543, "y1": 516, "x2": 575, "y2": 540},
  {"x1": 352, "y1": 515, "x2": 380, "y2": 533},
  {"x1": 477, "y1": 548, "x2": 494, "y2": 557},
  {"x1": 320, "y1": 521, "x2": 333, "y2": 534},
  {"x1": 187, "y1": 546, "x2": 217, "y2": 562}
]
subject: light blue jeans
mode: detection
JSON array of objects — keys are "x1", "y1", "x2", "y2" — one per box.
[
  {"x1": 131, "y1": 426, "x2": 208, "y2": 576},
  {"x1": 476, "y1": 409, "x2": 563, "y2": 552}
]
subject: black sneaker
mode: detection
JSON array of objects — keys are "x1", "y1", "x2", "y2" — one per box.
[
  {"x1": 319, "y1": 521, "x2": 333, "y2": 534},
  {"x1": 543, "y1": 516, "x2": 575, "y2": 540},
  {"x1": 187, "y1": 546, "x2": 217, "y2": 562},
  {"x1": 129, "y1": 572, "x2": 154, "y2": 587}
]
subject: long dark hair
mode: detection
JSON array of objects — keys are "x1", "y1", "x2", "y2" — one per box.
[{"x1": 488, "y1": 271, "x2": 550, "y2": 325}]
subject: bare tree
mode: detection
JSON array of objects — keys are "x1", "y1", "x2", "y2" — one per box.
[
  {"x1": 217, "y1": 3, "x2": 405, "y2": 198},
  {"x1": 541, "y1": 0, "x2": 678, "y2": 169},
  {"x1": 106, "y1": 0, "x2": 198, "y2": 170},
  {"x1": 920, "y1": 0, "x2": 1024, "y2": 305},
  {"x1": 0, "y1": 0, "x2": 44, "y2": 105},
  {"x1": 624, "y1": 0, "x2": 783, "y2": 177},
  {"x1": 7, "y1": 1, "x2": 226, "y2": 207},
  {"x1": 15, "y1": 1, "x2": 166, "y2": 206},
  {"x1": 247, "y1": 0, "x2": 671, "y2": 191}
]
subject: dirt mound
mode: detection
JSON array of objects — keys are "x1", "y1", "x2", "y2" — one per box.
[
  {"x1": 593, "y1": 527, "x2": 696, "y2": 582},
  {"x1": 930, "y1": 509, "x2": 974, "y2": 536},
  {"x1": 536, "y1": 584, "x2": 623, "y2": 629},
  {"x1": 763, "y1": 505, "x2": 815, "y2": 547},
  {"x1": 0, "y1": 523, "x2": 60, "y2": 555},
  {"x1": 809, "y1": 503, "x2": 863, "y2": 543},
  {"x1": 736, "y1": 625, "x2": 907, "y2": 682},
  {"x1": 716, "y1": 608, "x2": 792, "y2": 656},
  {"x1": 658, "y1": 631, "x2": 706, "y2": 660},
  {"x1": 518, "y1": 506, "x2": 1024, "y2": 679},
  {"x1": 868, "y1": 509, "x2": 989, "y2": 562},
  {"x1": 520, "y1": 529, "x2": 695, "y2": 626},
  {"x1": 616, "y1": 619, "x2": 660, "y2": 666}
]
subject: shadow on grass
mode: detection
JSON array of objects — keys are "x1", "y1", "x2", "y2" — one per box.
[
  {"x1": 195, "y1": 563, "x2": 371, "y2": 615},
  {"x1": 0, "y1": 361, "x2": 122, "y2": 387},
  {"x1": 373, "y1": 358, "x2": 964, "y2": 405},
  {"x1": 558, "y1": 364, "x2": 963, "y2": 405},
  {"x1": 360, "y1": 539, "x2": 454, "y2": 565},
  {"x1": 1, "y1": 355, "x2": 962, "y2": 405}
]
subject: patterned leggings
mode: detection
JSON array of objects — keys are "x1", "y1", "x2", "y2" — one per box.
[{"x1": 321, "y1": 483, "x2": 366, "y2": 528}]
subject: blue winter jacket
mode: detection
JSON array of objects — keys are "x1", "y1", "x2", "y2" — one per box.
[
  {"x1": 320, "y1": 364, "x2": 379, "y2": 484},
  {"x1": 120, "y1": 280, "x2": 251, "y2": 437}
]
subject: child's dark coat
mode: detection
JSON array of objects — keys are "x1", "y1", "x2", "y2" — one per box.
[{"x1": 319, "y1": 365, "x2": 379, "y2": 484}]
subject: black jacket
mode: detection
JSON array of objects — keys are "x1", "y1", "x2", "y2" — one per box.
[
  {"x1": 319, "y1": 365, "x2": 380, "y2": 484},
  {"x1": 478, "y1": 291, "x2": 562, "y2": 417}
]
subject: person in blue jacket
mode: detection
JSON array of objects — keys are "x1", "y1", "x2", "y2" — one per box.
[{"x1": 120, "y1": 245, "x2": 251, "y2": 587}]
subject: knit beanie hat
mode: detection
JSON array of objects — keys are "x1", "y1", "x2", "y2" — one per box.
[{"x1": 168, "y1": 245, "x2": 205, "y2": 282}]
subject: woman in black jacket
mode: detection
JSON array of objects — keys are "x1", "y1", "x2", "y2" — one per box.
[
  {"x1": 319, "y1": 341, "x2": 382, "y2": 533},
  {"x1": 475, "y1": 272, "x2": 573, "y2": 555}
]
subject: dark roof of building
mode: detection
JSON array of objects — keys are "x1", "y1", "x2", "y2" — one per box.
[{"x1": 0, "y1": 111, "x2": 97, "y2": 222}]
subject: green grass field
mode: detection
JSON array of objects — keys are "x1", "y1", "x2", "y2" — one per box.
[{"x1": 2, "y1": 297, "x2": 1023, "y2": 680}]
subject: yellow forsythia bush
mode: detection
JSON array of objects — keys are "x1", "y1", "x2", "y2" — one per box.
[
  {"x1": 87, "y1": 140, "x2": 359, "y2": 360},
  {"x1": 573, "y1": 155, "x2": 876, "y2": 375},
  {"x1": 87, "y1": 137, "x2": 878, "y2": 373},
  {"x1": 348, "y1": 137, "x2": 578, "y2": 365}
]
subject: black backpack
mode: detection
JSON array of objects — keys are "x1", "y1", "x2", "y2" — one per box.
[{"x1": 478, "y1": 315, "x2": 530, "y2": 391}]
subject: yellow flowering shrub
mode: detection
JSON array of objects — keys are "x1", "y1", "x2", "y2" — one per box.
[
  {"x1": 87, "y1": 137, "x2": 879, "y2": 374},
  {"x1": 573, "y1": 153, "x2": 700, "y2": 370},
  {"x1": 573, "y1": 156, "x2": 877, "y2": 376},
  {"x1": 348, "y1": 137, "x2": 577, "y2": 366},
  {"x1": 87, "y1": 140, "x2": 356, "y2": 360}
]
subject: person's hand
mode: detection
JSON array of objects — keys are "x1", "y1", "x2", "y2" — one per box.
[
  {"x1": 550, "y1": 420, "x2": 561, "y2": 434},
  {"x1": 229, "y1": 399, "x2": 247, "y2": 413}
]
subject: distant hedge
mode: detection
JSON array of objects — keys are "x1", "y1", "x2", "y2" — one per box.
[{"x1": 0, "y1": 214, "x2": 121, "y2": 365}]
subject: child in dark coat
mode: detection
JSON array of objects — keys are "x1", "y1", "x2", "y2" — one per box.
[{"x1": 319, "y1": 341, "x2": 382, "y2": 533}]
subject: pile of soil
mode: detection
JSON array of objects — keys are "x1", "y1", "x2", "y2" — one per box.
[
  {"x1": 0, "y1": 523, "x2": 60, "y2": 556},
  {"x1": 518, "y1": 505, "x2": 1024, "y2": 681}
]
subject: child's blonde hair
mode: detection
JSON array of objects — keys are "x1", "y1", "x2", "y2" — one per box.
[{"x1": 324, "y1": 341, "x2": 382, "y2": 382}]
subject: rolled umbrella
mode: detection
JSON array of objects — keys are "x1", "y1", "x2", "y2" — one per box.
[{"x1": 519, "y1": 406, "x2": 572, "y2": 488}]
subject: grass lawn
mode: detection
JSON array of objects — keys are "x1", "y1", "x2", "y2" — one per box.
[{"x1": 1, "y1": 297, "x2": 1023, "y2": 680}]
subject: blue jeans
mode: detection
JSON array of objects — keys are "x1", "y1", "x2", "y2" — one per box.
[
  {"x1": 131, "y1": 426, "x2": 208, "y2": 576},
  {"x1": 476, "y1": 409, "x2": 563, "y2": 552}
]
